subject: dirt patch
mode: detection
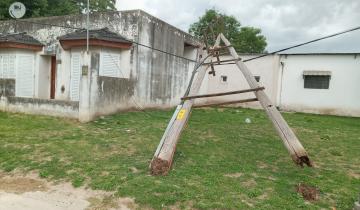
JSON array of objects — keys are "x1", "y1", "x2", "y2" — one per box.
[
  {"x1": 348, "y1": 170, "x2": 360, "y2": 179},
  {"x1": 0, "y1": 176, "x2": 47, "y2": 194},
  {"x1": 296, "y1": 183, "x2": 319, "y2": 201},
  {"x1": 224, "y1": 172, "x2": 243, "y2": 178},
  {"x1": 242, "y1": 179, "x2": 257, "y2": 188},
  {"x1": 0, "y1": 172, "x2": 136, "y2": 210}
]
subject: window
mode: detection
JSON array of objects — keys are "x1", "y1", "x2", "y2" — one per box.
[
  {"x1": 303, "y1": 71, "x2": 331, "y2": 89},
  {"x1": 304, "y1": 76, "x2": 330, "y2": 89},
  {"x1": 100, "y1": 52, "x2": 121, "y2": 78},
  {"x1": 220, "y1": 75, "x2": 227, "y2": 83},
  {"x1": 254, "y1": 76, "x2": 260, "y2": 82}
]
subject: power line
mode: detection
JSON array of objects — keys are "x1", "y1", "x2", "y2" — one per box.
[
  {"x1": 243, "y1": 25, "x2": 360, "y2": 62},
  {"x1": 14, "y1": 19, "x2": 197, "y2": 62}
]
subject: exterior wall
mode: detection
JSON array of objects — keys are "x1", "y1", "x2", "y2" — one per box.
[
  {"x1": 134, "y1": 11, "x2": 198, "y2": 108},
  {"x1": 201, "y1": 54, "x2": 280, "y2": 108},
  {"x1": 0, "y1": 96, "x2": 78, "y2": 118},
  {"x1": 279, "y1": 54, "x2": 360, "y2": 117},
  {"x1": 0, "y1": 10, "x2": 199, "y2": 112},
  {"x1": 0, "y1": 10, "x2": 199, "y2": 118}
]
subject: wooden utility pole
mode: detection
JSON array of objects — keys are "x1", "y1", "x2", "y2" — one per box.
[
  {"x1": 150, "y1": 37, "x2": 222, "y2": 175},
  {"x1": 150, "y1": 34, "x2": 312, "y2": 176},
  {"x1": 219, "y1": 33, "x2": 312, "y2": 167}
]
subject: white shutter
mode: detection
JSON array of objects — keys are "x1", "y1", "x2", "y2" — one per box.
[
  {"x1": 16, "y1": 55, "x2": 34, "y2": 97},
  {"x1": 70, "y1": 53, "x2": 81, "y2": 101},
  {"x1": 100, "y1": 52, "x2": 120, "y2": 78},
  {"x1": 1, "y1": 55, "x2": 16, "y2": 79}
]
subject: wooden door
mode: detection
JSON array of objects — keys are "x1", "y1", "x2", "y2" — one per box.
[{"x1": 50, "y1": 56, "x2": 56, "y2": 99}]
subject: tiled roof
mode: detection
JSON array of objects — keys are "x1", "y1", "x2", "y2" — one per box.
[
  {"x1": 58, "y1": 28, "x2": 132, "y2": 44},
  {"x1": 0, "y1": 33, "x2": 43, "y2": 46}
]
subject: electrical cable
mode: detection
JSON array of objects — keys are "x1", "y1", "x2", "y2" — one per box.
[
  {"x1": 243, "y1": 25, "x2": 360, "y2": 62},
  {"x1": 14, "y1": 19, "x2": 197, "y2": 62}
]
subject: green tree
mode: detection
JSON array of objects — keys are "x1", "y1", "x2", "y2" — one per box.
[
  {"x1": 0, "y1": 0, "x2": 115, "y2": 20},
  {"x1": 189, "y1": 9, "x2": 267, "y2": 53}
]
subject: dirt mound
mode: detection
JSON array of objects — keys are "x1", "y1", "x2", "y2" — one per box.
[{"x1": 296, "y1": 183, "x2": 319, "y2": 201}]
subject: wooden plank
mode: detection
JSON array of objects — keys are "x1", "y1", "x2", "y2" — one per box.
[
  {"x1": 219, "y1": 33, "x2": 312, "y2": 167},
  {"x1": 194, "y1": 98, "x2": 258, "y2": 108},
  {"x1": 181, "y1": 87, "x2": 264, "y2": 101},
  {"x1": 202, "y1": 58, "x2": 241, "y2": 65},
  {"x1": 150, "y1": 36, "x2": 222, "y2": 175}
]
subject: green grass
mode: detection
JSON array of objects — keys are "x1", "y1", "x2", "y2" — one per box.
[{"x1": 0, "y1": 108, "x2": 359, "y2": 209}]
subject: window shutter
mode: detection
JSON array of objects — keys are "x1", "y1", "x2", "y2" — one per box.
[
  {"x1": 100, "y1": 53, "x2": 120, "y2": 78},
  {"x1": 70, "y1": 53, "x2": 81, "y2": 101},
  {"x1": 0, "y1": 54, "x2": 16, "y2": 79},
  {"x1": 16, "y1": 55, "x2": 34, "y2": 97}
]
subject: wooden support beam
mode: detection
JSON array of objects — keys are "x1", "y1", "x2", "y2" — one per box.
[
  {"x1": 149, "y1": 36, "x2": 223, "y2": 175},
  {"x1": 202, "y1": 58, "x2": 241, "y2": 65},
  {"x1": 219, "y1": 33, "x2": 312, "y2": 167},
  {"x1": 181, "y1": 87, "x2": 264, "y2": 101},
  {"x1": 194, "y1": 98, "x2": 258, "y2": 108}
]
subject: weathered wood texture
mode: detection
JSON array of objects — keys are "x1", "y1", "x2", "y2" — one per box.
[
  {"x1": 150, "y1": 37, "x2": 222, "y2": 175},
  {"x1": 150, "y1": 65, "x2": 209, "y2": 175},
  {"x1": 219, "y1": 33, "x2": 312, "y2": 167},
  {"x1": 181, "y1": 87, "x2": 264, "y2": 101}
]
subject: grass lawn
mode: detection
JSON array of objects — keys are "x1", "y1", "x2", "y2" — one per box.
[{"x1": 0, "y1": 108, "x2": 359, "y2": 209}]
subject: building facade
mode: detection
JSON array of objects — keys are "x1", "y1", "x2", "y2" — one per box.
[
  {"x1": 204, "y1": 53, "x2": 360, "y2": 117},
  {"x1": 0, "y1": 10, "x2": 200, "y2": 121}
]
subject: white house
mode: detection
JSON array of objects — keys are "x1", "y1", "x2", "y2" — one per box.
[
  {"x1": 204, "y1": 53, "x2": 360, "y2": 117},
  {"x1": 278, "y1": 53, "x2": 360, "y2": 117},
  {"x1": 0, "y1": 10, "x2": 200, "y2": 121}
]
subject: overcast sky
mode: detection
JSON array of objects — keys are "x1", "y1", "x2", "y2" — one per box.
[{"x1": 116, "y1": 0, "x2": 360, "y2": 53}]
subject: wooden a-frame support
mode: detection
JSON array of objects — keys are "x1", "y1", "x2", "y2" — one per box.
[{"x1": 150, "y1": 34, "x2": 312, "y2": 175}]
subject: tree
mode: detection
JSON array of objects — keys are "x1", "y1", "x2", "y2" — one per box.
[
  {"x1": 189, "y1": 9, "x2": 267, "y2": 53},
  {"x1": 0, "y1": 0, "x2": 115, "y2": 20}
]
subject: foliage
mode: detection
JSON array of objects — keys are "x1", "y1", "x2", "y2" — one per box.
[
  {"x1": 0, "y1": 0, "x2": 115, "y2": 20},
  {"x1": 189, "y1": 9, "x2": 267, "y2": 53},
  {"x1": 0, "y1": 108, "x2": 359, "y2": 209}
]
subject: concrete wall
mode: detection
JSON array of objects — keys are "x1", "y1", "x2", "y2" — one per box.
[
  {"x1": 134, "y1": 11, "x2": 198, "y2": 108},
  {"x1": 201, "y1": 54, "x2": 280, "y2": 108},
  {"x1": 0, "y1": 10, "x2": 199, "y2": 117},
  {"x1": 0, "y1": 79, "x2": 15, "y2": 96},
  {"x1": 0, "y1": 96, "x2": 78, "y2": 118},
  {"x1": 279, "y1": 54, "x2": 360, "y2": 117}
]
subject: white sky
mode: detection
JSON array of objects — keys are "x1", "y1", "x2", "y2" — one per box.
[{"x1": 116, "y1": 0, "x2": 360, "y2": 53}]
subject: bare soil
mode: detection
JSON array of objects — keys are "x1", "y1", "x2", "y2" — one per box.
[{"x1": 0, "y1": 172, "x2": 136, "y2": 210}]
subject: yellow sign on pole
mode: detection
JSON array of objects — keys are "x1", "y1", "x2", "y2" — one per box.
[{"x1": 177, "y1": 109, "x2": 187, "y2": 120}]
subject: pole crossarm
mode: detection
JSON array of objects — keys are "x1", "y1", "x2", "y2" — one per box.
[
  {"x1": 202, "y1": 58, "x2": 241, "y2": 65},
  {"x1": 181, "y1": 87, "x2": 264, "y2": 101},
  {"x1": 194, "y1": 98, "x2": 258, "y2": 108}
]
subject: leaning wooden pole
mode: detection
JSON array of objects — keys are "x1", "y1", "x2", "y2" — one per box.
[
  {"x1": 150, "y1": 38, "x2": 221, "y2": 175},
  {"x1": 219, "y1": 33, "x2": 312, "y2": 167}
]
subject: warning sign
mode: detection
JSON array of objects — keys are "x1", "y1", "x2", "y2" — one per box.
[{"x1": 177, "y1": 109, "x2": 187, "y2": 120}]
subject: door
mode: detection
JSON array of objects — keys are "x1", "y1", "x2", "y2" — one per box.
[
  {"x1": 16, "y1": 54, "x2": 34, "y2": 97},
  {"x1": 50, "y1": 56, "x2": 56, "y2": 99},
  {"x1": 70, "y1": 53, "x2": 81, "y2": 101}
]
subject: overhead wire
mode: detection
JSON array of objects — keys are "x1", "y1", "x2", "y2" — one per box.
[
  {"x1": 13, "y1": 19, "x2": 197, "y2": 62},
  {"x1": 242, "y1": 25, "x2": 360, "y2": 62},
  {"x1": 11, "y1": 16, "x2": 360, "y2": 118}
]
